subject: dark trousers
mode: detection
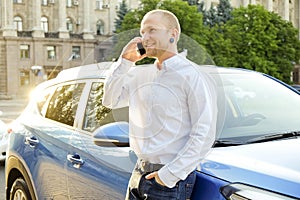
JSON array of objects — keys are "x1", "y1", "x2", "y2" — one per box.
[{"x1": 126, "y1": 162, "x2": 196, "y2": 200}]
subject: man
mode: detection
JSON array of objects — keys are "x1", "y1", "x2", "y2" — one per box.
[{"x1": 103, "y1": 9, "x2": 217, "y2": 200}]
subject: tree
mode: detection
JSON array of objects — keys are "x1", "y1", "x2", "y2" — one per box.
[
  {"x1": 208, "y1": 5, "x2": 300, "y2": 83},
  {"x1": 216, "y1": 0, "x2": 232, "y2": 26},
  {"x1": 199, "y1": 0, "x2": 232, "y2": 27},
  {"x1": 183, "y1": 0, "x2": 199, "y2": 5},
  {"x1": 114, "y1": 0, "x2": 129, "y2": 33}
]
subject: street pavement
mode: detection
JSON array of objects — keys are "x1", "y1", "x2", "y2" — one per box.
[
  {"x1": 0, "y1": 96, "x2": 29, "y2": 124},
  {"x1": 0, "y1": 96, "x2": 29, "y2": 200}
]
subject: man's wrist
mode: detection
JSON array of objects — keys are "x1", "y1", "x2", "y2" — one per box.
[
  {"x1": 120, "y1": 57, "x2": 135, "y2": 65},
  {"x1": 155, "y1": 174, "x2": 166, "y2": 186},
  {"x1": 158, "y1": 166, "x2": 180, "y2": 188}
]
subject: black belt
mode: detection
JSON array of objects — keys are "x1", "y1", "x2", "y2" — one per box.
[{"x1": 136, "y1": 160, "x2": 164, "y2": 174}]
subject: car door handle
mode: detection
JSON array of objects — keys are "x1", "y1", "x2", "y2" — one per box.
[
  {"x1": 67, "y1": 153, "x2": 85, "y2": 168},
  {"x1": 25, "y1": 136, "x2": 39, "y2": 147}
]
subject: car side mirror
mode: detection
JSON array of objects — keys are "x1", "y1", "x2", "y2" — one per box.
[{"x1": 93, "y1": 121, "x2": 129, "y2": 147}]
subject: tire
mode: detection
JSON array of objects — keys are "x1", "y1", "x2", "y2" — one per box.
[{"x1": 9, "y1": 178, "x2": 31, "y2": 200}]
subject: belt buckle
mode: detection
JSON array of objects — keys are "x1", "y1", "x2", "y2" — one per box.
[
  {"x1": 137, "y1": 160, "x2": 147, "y2": 174},
  {"x1": 141, "y1": 160, "x2": 146, "y2": 167},
  {"x1": 142, "y1": 161, "x2": 149, "y2": 173}
]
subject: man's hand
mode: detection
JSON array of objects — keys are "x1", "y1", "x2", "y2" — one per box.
[
  {"x1": 121, "y1": 37, "x2": 146, "y2": 62},
  {"x1": 145, "y1": 171, "x2": 166, "y2": 186}
]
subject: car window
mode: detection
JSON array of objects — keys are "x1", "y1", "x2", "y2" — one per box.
[
  {"x1": 45, "y1": 83, "x2": 85, "y2": 126},
  {"x1": 83, "y1": 82, "x2": 129, "y2": 132},
  {"x1": 37, "y1": 86, "x2": 55, "y2": 116},
  {"x1": 218, "y1": 72, "x2": 300, "y2": 141}
]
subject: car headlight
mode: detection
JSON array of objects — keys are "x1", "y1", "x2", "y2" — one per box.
[{"x1": 221, "y1": 183, "x2": 297, "y2": 200}]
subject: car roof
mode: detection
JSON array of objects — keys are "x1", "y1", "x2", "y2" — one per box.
[
  {"x1": 56, "y1": 61, "x2": 114, "y2": 80},
  {"x1": 35, "y1": 61, "x2": 262, "y2": 91}
]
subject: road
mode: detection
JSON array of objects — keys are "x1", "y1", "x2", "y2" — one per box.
[
  {"x1": 0, "y1": 96, "x2": 29, "y2": 200},
  {"x1": 0, "y1": 97, "x2": 29, "y2": 124}
]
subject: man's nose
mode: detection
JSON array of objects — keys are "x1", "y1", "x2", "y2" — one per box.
[{"x1": 142, "y1": 32, "x2": 150, "y2": 41}]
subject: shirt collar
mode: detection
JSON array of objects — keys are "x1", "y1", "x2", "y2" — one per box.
[{"x1": 155, "y1": 54, "x2": 183, "y2": 71}]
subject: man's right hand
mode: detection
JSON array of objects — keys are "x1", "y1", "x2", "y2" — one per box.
[{"x1": 121, "y1": 37, "x2": 146, "y2": 62}]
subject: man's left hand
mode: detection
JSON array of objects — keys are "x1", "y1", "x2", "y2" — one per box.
[{"x1": 145, "y1": 171, "x2": 166, "y2": 186}]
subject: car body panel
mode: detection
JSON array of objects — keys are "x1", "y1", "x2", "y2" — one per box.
[
  {"x1": 8, "y1": 116, "x2": 70, "y2": 199},
  {"x1": 191, "y1": 172, "x2": 229, "y2": 199},
  {"x1": 64, "y1": 129, "x2": 135, "y2": 199},
  {"x1": 199, "y1": 139, "x2": 300, "y2": 198}
]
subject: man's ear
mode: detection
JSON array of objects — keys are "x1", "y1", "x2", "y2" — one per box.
[{"x1": 171, "y1": 28, "x2": 179, "y2": 43}]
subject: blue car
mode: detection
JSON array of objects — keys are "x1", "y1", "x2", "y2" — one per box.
[{"x1": 5, "y1": 62, "x2": 300, "y2": 200}]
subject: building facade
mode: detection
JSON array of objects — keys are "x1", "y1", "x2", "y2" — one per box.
[
  {"x1": 0, "y1": 0, "x2": 299, "y2": 98},
  {"x1": 0, "y1": 0, "x2": 139, "y2": 98}
]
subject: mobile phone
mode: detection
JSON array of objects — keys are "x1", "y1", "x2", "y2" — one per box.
[{"x1": 137, "y1": 42, "x2": 146, "y2": 55}]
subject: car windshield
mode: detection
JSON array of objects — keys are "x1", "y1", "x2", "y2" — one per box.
[{"x1": 215, "y1": 70, "x2": 300, "y2": 143}]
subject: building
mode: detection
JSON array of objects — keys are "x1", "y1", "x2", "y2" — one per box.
[
  {"x1": 0, "y1": 0, "x2": 139, "y2": 98},
  {"x1": 207, "y1": 0, "x2": 298, "y2": 25},
  {"x1": 0, "y1": 0, "x2": 299, "y2": 98}
]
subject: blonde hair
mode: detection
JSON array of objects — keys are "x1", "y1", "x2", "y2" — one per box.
[{"x1": 141, "y1": 9, "x2": 181, "y2": 37}]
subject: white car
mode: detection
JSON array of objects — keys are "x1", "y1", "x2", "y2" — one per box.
[{"x1": 0, "y1": 118, "x2": 8, "y2": 162}]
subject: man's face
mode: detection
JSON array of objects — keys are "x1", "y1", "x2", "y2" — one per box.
[{"x1": 140, "y1": 14, "x2": 172, "y2": 58}]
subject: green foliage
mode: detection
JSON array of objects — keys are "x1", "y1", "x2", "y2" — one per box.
[
  {"x1": 216, "y1": 0, "x2": 233, "y2": 25},
  {"x1": 115, "y1": 0, "x2": 129, "y2": 32},
  {"x1": 199, "y1": 0, "x2": 232, "y2": 27},
  {"x1": 207, "y1": 5, "x2": 300, "y2": 83},
  {"x1": 182, "y1": 0, "x2": 198, "y2": 5}
]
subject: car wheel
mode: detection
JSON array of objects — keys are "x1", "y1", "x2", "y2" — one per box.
[{"x1": 10, "y1": 178, "x2": 31, "y2": 200}]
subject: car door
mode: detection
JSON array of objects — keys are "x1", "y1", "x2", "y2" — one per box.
[
  {"x1": 33, "y1": 82, "x2": 85, "y2": 199},
  {"x1": 17, "y1": 81, "x2": 86, "y2": 199},
  {"x1": 64, "y1": 80, "x2": 136, "y2": 199}
]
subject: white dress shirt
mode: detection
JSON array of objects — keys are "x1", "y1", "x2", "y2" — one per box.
[{"x1": 103, "y1": 54, "x2": 217, "y2": 188}]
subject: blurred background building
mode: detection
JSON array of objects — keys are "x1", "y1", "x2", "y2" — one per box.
[{"x1": 0, "y1": 0, "x2": 298, "y2": 97}]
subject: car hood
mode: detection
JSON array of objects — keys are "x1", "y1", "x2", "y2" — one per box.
[{"x1": 201, "y1": 138, "x2": 300, "y2": 197}]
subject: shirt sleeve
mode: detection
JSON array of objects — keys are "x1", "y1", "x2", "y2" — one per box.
[
  {"x1": 102, "y1": 58, "x2": 134, "y2": 109},
  {"x1": 158, "y1": 71, "x2": 218, "y2": 188}
]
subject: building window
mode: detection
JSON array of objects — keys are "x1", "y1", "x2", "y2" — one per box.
[
  {"x1": 20, "y1": 45, "x2": 30, "y2": 59},
  {"x1": 66, "y1": 0, "x2": 72, "y2": 7},
  {"x1": 96, "y1": 20, "x2": 104, "y2": 35},
  {"x1": 72, "y1": 46, "x2": 81, "y2": 59},
  {"x1": 47, "y1": 46, "x2": 56, "y2": 60},
  {"x1": 66, "y1": 18, "x2": 73, "y2": 32},
  {"x1": 96, "y1": 0, "x2": 103, "y2": 9},
  {"x1": 13, "y1": 0, "x2": 22, "y2": 3},
  {"x1": 41, "y1": 17, "x2": 49, "y2": 32},
  {"x1": 14, "y1": 16, "x2": 23, "y2": 31},
  {"x1": 41, "y1": 0, "x2": 48, "y2": 6},
  {"x1": 20, "y1": 70, "x2": 30, "y2": 86}
]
